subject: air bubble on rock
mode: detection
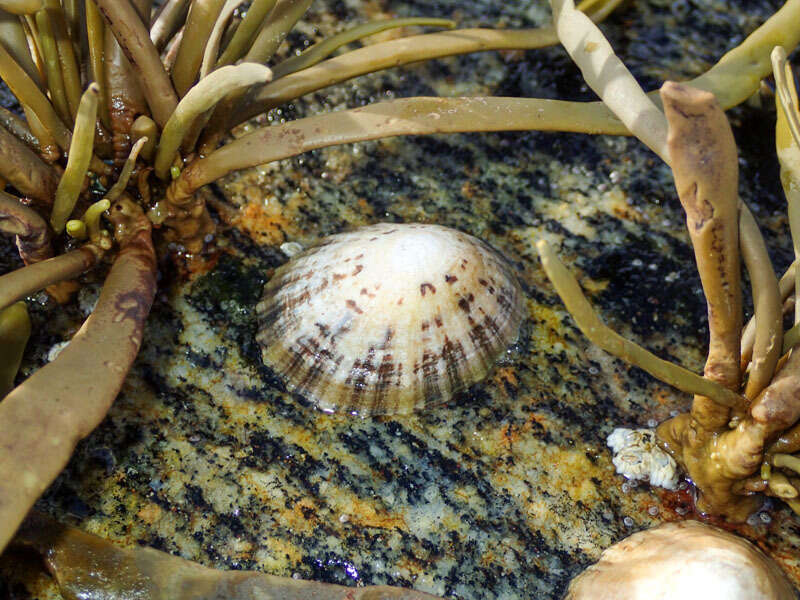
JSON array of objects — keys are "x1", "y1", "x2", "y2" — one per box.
[
  {"x1": 671, "y1": 0, "x2": 690, "y2": 18},
  {"x1": 623, "y1": 516, "x2": 634, "y2": 527},
  {"x1": 648, "y1": 506, "x2": 659, "y2": 516},
  {"x1": 647, "y1": 419, "x2": 658, "y2": 428},
  {"x1": 759, "y1": 512, "x2": 772, "y2": 524}
]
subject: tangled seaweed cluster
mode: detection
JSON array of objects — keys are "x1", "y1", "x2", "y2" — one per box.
[
  {"x1": 0, "y1": 0, "x2": 628, "y2": 554},
  {"x1": 0, "y1": 0, "x2": 799, "y2": 597},
  {"x1": 538, "y1": 2, "x2": 800, "y2": 523}
]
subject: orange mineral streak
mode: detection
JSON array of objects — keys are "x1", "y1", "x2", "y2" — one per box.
[
  {"x1": 340, "y1": 496, "x2": 405, "y2": 530},
  {"x1": 235, "y1": 200, "x2": 295, "y2": 246}
]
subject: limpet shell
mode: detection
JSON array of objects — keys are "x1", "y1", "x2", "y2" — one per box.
[
  {"x1": 256, "y1": 223, "x2": 525, "y2": 415},
  {"x1": 565, "y1": 520, "x2": 795, "y2": 600}
]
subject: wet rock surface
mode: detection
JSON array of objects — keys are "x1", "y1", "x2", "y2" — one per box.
[{"x1": 1, "y1": 0, "x2": 798, "y2": 598}]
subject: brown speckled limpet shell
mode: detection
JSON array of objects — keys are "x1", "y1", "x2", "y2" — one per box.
[{"x1": 255, "y1": 223, "x2": 525, "y2": 415}]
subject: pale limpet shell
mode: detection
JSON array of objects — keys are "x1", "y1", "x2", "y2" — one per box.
[
  {"x1": 256, "y1": 222, "x2": 525, "y2": 415},
  {"x1": 566, "y1": 521, "x2": 795, "y2": 600}
]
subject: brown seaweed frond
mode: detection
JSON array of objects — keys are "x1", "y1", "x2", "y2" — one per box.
[
  {"x1": 649, "y1": 82, "x2": 766, "y2": 520},
  {"x1": 536, "y1": 0, "x2": 800, "y2": 519},
  {"x1": 536, "y1": 239, "x2": 745, "y2": 410},
  {"x1": 166, "y1": 95, "x2": 627, "y2": 205},
  {"x1": 773, "y1": 46, "x2": 800, "y2": 331},
  {"x1": 0, "y1": 246, "x2": 99, "y2": 312},
  {"x1": 170, "y1": 0, "x2": 225, "y2": 95},
  {"x1": 268, "y1": 16, "x2": 457, "y2": 79},
  {"x1": 15, "y1": 512, "x2": 445, "y2": 600},
  {"x1": 0, "y1": 302, "x2": 30, "y2": 399},
  {"x1": 738, "y1": 203, "x2": 782, "y2": 401},
  {"x1": 0, "y1": 199, "x2": 156, "y2": 551},
  {"x1": 94, "y1": 0, "x2": 178, "y2": 126},
  {"x1": 241, "y1": 0, "x2": 312, "y2": 65},
  {"x1": 0, "y1": 189, "x2": 52, "y2": 263},
  {"x1": 0, "y1": 123, "x2": 58, "y2": 203},
  {"x1": 153, "y1": 62, "x2": 272, "y2": 180},
  {"x1": 548, "y1": 0, "x2": 669, "y2": 161},
  {"x1": 661, "y1": 81, "x2": 742, "y2": 425},
  {"x1": 49, "y1": 83, "x2": 98, "y2": 233},
  {"x1": 150, "y1": 0, "x2": 190, "y2": 51}
]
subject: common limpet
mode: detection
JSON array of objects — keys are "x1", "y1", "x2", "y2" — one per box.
[
  {"x1": 256, "y1": 223, "x2": 524, "y2": 415},
  {"x1": 566, "y1": 520, "x2": 795, "y2": 600}
]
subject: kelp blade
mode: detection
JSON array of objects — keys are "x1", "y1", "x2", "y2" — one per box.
[{"x1": 17, "y1": 512, "x2": 443, "y2": 600}]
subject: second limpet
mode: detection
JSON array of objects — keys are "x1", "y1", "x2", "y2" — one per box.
[{"x1": 256, "y1": 222, "x2": 525, "y2": 415}]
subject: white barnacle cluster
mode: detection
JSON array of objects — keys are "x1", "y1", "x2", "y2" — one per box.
[{"x1": 607, "y1": 427, "x2": 679, "y2": 490}]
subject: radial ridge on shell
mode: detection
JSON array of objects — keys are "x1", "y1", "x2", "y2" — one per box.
[{"x1": 256, "y1": 222, "x2": 525, "y2": 415}]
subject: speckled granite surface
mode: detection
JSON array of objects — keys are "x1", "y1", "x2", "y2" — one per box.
[{"x1": 1, "y1": 0, "x2": 799, "y2": 598}]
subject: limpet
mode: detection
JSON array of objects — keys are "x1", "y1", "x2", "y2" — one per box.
[
  {"x1": 565, "y1": 521, "x2": 795, "y2": 600},
  {"x1": 256, "y1": 223, "x2": 525, "y2": 415}
]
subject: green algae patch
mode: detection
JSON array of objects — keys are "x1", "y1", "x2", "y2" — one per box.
[{"x1": 186, "y1": 253, "x2": 270, "y2": 367}]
